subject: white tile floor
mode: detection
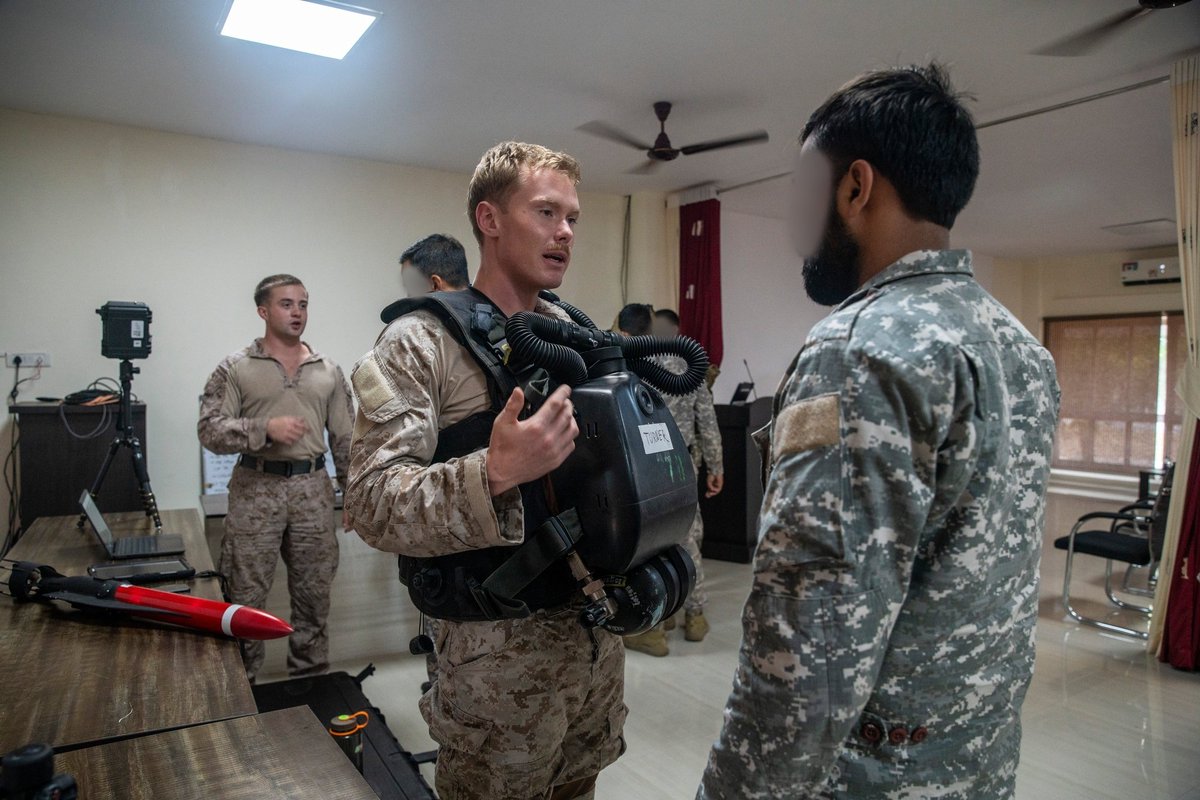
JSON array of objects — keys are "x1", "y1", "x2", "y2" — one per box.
[{"x1": 228, "y1": 491, "x2": 1200, "y2": 800}]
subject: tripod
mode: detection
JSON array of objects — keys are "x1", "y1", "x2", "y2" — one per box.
[{"x1": 78, "y1": 359, "x2": 162, "y2": 531}]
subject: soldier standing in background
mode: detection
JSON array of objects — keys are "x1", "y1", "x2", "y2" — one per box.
[
  {"x1": 346, "y1": 142, "x2": 626, "y2": 800},
  {"x1": 198, "y1": 274, "x2": 354, "y2": 682},
  {"x1": 399, "y1": 233, "x2": 470, "y2": 296},
  {"x1": 699, "y1": 64, "x2": 1059, "y2": 799},
  {"x1": 617, "y1": 304, "x2": 724, "y2": 656}
]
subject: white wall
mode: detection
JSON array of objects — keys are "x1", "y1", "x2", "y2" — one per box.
[
  {"x1": 715, "y1": 209, "x2": 830, "y2": 403},
  {"x1": 0, "y1": 108, "x2": 672, "y2": 528}
]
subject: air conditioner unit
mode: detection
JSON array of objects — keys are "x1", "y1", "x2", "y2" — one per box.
[{"x1": 1121, "y1": 257, "x2": 1180, "y2": 286}]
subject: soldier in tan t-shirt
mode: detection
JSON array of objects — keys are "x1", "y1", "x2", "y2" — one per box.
[{"x1": 198, "y1": 274, "x2": 354, "y2": 682}]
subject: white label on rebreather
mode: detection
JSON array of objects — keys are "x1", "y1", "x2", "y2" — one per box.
[
  {"x1": 639, "y1": 423, "x2": 673, "y2": 454},
  {"x1": 131, "y1": 320, "x2": 144, "y2": 337}
]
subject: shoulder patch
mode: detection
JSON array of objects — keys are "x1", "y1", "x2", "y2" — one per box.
[
  {"x1": 351, "y1": 352, "x2": 411, "y2": 423},
  {"x1": 774, "y1": 393, "x2": 840, "y2": 461}
]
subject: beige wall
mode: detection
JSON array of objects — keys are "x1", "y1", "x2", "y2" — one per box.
[
  {"x1": 990, "y1": 244, "x2": 1181, "y2": 340},
  {"x1": 0, "y1": 108, "x2": 673, "y2": 529}
]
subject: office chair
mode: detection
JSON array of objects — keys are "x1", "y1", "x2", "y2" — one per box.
[{"x1": 1053, "y1": 461, "x2": 1175, "y2": 639}]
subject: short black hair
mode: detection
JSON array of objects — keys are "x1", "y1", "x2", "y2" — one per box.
[
  {"x1": 399, "y1": 234, "x2": 469, "y2": 288},
  {"x1": 800, "y1": 63, "x2": 979, "y2": 229},
  {"x1": 654, "y1": 308, "x2": 680, "y2": 326},
  {"x1": 618, "y1": 304, "x2": 654, "y2": 336}
]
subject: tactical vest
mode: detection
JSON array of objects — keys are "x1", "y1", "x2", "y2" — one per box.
[{"x1": 379, "y1": 288, "x2": 580, "y2": 621}]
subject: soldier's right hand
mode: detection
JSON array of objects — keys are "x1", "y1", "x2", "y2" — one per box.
[
  {"x1": 266, "y1": 415, "x2": 308, "y2": 446},
  {"x1": 486, "y1": 385, "x2": 578, "y2": 496}
]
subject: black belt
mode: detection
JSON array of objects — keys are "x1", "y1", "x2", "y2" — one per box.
[{"x1": 238, "y1": 454, "x2": 326, "y2": 477}]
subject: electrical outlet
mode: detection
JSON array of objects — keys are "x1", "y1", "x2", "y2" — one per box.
[{"x1": 5, "y1": 352, "x2": 51, "y2": 368}]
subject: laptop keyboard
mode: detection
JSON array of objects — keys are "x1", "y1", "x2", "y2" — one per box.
[{"x1": 113, "y1": 535, "x2": 184, "y2": 557}]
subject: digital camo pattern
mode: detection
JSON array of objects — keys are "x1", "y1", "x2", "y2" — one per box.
[
  {"x1": 346, "y1": 295, "x2": 627, "y2": 799},
  {"x1": 197, "y1": 338, "x2": 354, "y2": 486},
  {"x1": 682, "y1": 508, "x2": 707, "y2": 614},
  {"x1": 657, "y1": 355, "x2": 724, "y2": 475},
  {"x1": 698, "y1": 250, "x2": 1060, "y2": 800},
  {"x1": 219, "y1": 467, "x2": 338, "y2": 681}
]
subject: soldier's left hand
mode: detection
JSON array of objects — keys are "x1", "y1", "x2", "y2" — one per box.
[{"x1": 706, "y1": 472, "x2": 725, "y2": 498}]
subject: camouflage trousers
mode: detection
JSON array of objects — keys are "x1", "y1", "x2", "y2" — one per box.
[
  {"x1": 419, "y1": 605, "x2": 627, "y2": 800},
  {"x1": 683, "y1": 508, "x2": 707, "y2": 614},
  {"x1": 220, "y1": 465, "x2": 338, "y2": 682}
]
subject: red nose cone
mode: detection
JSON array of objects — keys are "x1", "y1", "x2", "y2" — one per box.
[{"x1": 229, "y1": 606, "x2": 293, "y2": 640}]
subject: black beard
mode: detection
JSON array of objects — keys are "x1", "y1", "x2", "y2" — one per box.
[{"x1": 802, "y1": 202, "x2": 861, "y2": 307}]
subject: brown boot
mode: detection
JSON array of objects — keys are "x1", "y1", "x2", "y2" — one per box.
[
  {"x1": 623, "y1": 624, "x2": 669, "y2": 656},
  {"x1": 684, "y1": 610, "x2": 709, "y2": 642},
  {"x1": 663, "y1": 613, "x2": 678, "y2": 632}
]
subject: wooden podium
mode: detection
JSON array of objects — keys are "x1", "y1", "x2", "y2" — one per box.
[
  {"x1": 9, "y1": 401, "x2": 148, "y2": 526},
  {"x1": 698, "y1": 397, "x2": 772, "y2": 563}
]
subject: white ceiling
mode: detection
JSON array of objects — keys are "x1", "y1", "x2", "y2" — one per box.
[{"x1": 1, "y1": 0, "x2": 1197, "y2": 259}]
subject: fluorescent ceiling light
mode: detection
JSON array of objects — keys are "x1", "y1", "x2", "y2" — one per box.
[{"x1": 220, "y1": 0, "x2": 380, "y2": 60}]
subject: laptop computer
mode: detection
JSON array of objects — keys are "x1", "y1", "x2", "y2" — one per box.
[
  {"x1": 730, "y1": 382, "x2": 755, "y2": 405},
  {"x1": 78, "y1": 490, "x2": 185, "y2": 558}
]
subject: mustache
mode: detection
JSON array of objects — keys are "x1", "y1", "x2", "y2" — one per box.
[{"x1": 545, "y1": 245, "x2": 571, "y2": 255}]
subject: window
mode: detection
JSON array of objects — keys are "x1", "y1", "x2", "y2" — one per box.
[{"x1": 1045, "y1": 313, "x2": 1185, "y2": 474}]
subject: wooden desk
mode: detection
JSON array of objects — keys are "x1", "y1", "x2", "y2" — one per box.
[
  {"x1": 54, "y1": 707, "x2": 377, "y2": 799},
  {"x1": 0, "y1": 508, "x2": 256, "y2": 753}
]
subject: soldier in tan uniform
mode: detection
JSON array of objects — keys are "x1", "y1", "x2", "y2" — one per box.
[
  {"x1": 616, "y1": 304, "x2": 724, "y2": 656},
  {"x1": 346, "y1": 142, "x2": 625, "y2": 800},
  {"x1": 198, "y1": 274, "x2": 354, "y2": 682}
]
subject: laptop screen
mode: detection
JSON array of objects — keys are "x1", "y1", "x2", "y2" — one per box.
[{"x1": 78, "y1": 490, "x2": 115, "y2": 548}]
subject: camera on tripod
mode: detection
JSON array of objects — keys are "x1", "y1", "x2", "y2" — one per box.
[
  {"x1": 96, "y1": 301, "x2": 152, "y2": 360},
  {"x1": 0, "y1": 743, "x2": 77, "y2": 800}
]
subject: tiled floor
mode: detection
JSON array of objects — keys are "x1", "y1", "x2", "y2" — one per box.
[{"x1": 231, "y1": 491, "x2": 1200, "y2": 799}]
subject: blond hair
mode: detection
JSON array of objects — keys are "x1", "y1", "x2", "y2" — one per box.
[{"x1": 467, "y1": 141, "x2": 581, "y2": 244}]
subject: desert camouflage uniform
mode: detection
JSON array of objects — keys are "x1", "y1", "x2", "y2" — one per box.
[
  {"x1": 198, "y1": 339, "x2": 354, "y2": 681},
  {"x1": 698, "y1": 251, "x2": 1060, "y2": 800},
  {"x1": 657, "y1": 355, "x2": 723, "y2": 613},
  {"x1": 346, "y1": 298, "x2": 626, "y2": 800}
]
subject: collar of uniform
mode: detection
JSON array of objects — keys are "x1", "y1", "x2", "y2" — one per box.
[
  {"x1": 836, "y1": 249, "x2": 974, "y2": 311},
  {"x1": 248, "y1": 338, "x2": 325, "y2": 365}
]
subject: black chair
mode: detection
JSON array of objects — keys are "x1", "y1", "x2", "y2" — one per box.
[{"x1": 1053, "y1": 461, "x2": 1175, "y2": 639}]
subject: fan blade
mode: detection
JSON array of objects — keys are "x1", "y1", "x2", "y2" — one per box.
[
  {"x1": 1032, "y1": 7, "x2": 1149, "y2": 56},
  {"x1": 626, "y1": 159, "x2": 662, "y2": 175},
  {"x1": 679, "y1": 130, "x2": 770, "y2": 156},
  {"x1": 577, "y1": 121, "x2": 653, "y2": 151}
]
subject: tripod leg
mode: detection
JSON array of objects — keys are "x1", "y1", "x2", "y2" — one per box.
[
  {"x1": 128, "y1": 435, "x2": 162, "y2": 531},
  {"x1": 79, "y1": 436, "x2": 123, "y2": 528}
]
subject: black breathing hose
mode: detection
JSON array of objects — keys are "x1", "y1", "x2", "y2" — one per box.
[{"x1": 506, "y1": 312, "x2": 708, "y2": 396}]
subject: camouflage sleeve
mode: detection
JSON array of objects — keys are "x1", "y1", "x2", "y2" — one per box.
[
  {"x1": 693, "y1": 382, "x2": 723, "y2": 475},
  {"x1": 698, "y1": 340, "x2": 979, "y2": 799},
  {"x1": 197, "y1": 355, "x2": 267, "y2": 455},
  {"x1": 326, "y1": 362, "x2": 355, "y2": 491},
  {"x1": 344, "y1": 317, "x2": 524, "y2": 558}
]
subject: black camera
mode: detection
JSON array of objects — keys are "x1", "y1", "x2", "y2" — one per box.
[
  {"x1": 96, "y1": 301, "x2": 152, "y2": 360},
  {"x1": 0, "y1": 743, "x2": 77, "y2": 800}
]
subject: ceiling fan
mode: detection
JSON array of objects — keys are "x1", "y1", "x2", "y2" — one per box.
[
  {"x1": 1033, "y1": 0, "x2": 1193, "y2": 57},
  {"x1": 578, "y1": 101, "x2": 769, "y2": 174}
]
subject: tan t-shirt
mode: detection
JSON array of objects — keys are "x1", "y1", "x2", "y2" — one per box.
[{"x1": 197, "y1": 338, "x2": 354, "y2": 485}]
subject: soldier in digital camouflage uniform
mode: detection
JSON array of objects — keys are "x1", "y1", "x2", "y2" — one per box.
[
  {"x1": 198, "y1": 274, "x2": 354, "y2": 682},
  {"x1": 616, "y1": 304, "x2": 724, "y2": 656},
  {"x1": 699, "y1": 65, "x2": 1060, "y2": 800},
  {"x1": 346, "y1": 143, "x2": 625, "y2": 800}
]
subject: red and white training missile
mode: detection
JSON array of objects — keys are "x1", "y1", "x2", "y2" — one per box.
[
  {"x1": 5, "y1": 561, "x2": 293, "y2": 641},
  {"x1": 115, "y1": 584, "x2": 293, "y2": 640}
]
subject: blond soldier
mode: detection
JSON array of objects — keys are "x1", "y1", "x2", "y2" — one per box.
[
  {"x1": 198, "y1": 274, "x2": 354, "y2": 682},
  {"x1": 346, "y1": 143, "x2": 625, "y2": 800}
]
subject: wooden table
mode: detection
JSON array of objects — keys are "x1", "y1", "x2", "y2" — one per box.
[
  {"x1": 54, "y1": 706, "x2": 377, "y2": 799},
  {"x1": 0, "y1": 508, "x2": 257, "y2": 753}
]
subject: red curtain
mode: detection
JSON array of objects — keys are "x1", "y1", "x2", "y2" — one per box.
[
  {"x1": 678, "y1": 198, "x2": 723, "y2": 368},
  {"x1": 1162, "y1": 418, "x2": 1200, "y2": 670}
]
